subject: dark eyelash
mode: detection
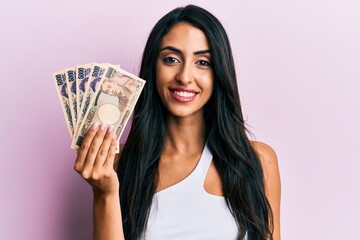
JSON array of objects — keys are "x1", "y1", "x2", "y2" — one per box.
[
  {"x1": 198, "y1": 60, "x2": 211, "y2": 66},
  {"x1": 163, "y1": 57, "x2": 178, "y2": 63}
]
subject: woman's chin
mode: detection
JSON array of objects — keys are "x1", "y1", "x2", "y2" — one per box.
[{"x1": 165, "y1": 107, "x2": 204, "y2": 120}]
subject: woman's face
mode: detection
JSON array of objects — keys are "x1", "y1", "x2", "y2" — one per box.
[{"x1": 156, "y1": 22, "x2": 214, "y2": 119}]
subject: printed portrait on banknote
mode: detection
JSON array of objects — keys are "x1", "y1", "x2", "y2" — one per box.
[
  {"x1": 99, "y1": 73, "x2": 140, "y2": 112},
  {"x1": 93, "y1": 72, "x2": 143, "y2": 126}
]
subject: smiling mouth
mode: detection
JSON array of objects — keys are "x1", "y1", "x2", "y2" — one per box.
[
  {"x1": 173, "y1": 90, "x2": 196, "y2": 98},
  {"x1": 169, "y1": 88, "x2": 198, "y2": 102}
]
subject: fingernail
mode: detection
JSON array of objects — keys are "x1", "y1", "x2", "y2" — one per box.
[
  {"x1": 92, "y1": 122, "x2": 99, "y2": 130},
  {"x1": 100, "y1": 123, "x2": 106, "y2": 130},
  {"x1": 108, "y1": 125, "x2": 114, "y2": 133}
]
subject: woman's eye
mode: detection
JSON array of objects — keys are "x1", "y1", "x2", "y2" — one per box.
[
  {"x1": 197, "y1": 60, "x2": 211, "y2": 67},
  {"x1": 163, "y1": 57, "x2": 180, "y2": 64}
]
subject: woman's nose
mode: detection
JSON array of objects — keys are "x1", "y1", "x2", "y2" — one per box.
[{"x1": 175, "y1": 63, "x2": 194, "y2": 85}]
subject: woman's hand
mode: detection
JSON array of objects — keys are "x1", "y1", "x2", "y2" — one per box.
[{"x1": 74, "y1": 122, "x2": 119, "y2": 195}]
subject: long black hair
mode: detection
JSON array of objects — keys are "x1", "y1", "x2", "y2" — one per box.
[{"x1": 118, "y1": 5, "x2": 273, "y2": 240}]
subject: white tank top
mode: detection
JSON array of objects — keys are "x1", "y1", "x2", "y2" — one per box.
[{"x1": 141, "y1": 144, "x2": 242, "y2": 240}]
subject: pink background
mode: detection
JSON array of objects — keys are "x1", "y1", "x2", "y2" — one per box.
[{"x1": 1, "y1": 0, "x2": 359, "y2": 239}]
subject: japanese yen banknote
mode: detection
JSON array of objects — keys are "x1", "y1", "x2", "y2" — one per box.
[{"x1": 53, "y1": 63, "x2": 146, "y2": 153}]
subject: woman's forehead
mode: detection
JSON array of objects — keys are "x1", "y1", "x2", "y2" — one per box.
[{"x1": 160, "y1": 23, "x2": 209, "y2": 52}]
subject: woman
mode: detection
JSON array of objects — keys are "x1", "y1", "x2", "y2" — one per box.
[{"x1": 74, "y1": 5, "x2": 281, "y2": 240}]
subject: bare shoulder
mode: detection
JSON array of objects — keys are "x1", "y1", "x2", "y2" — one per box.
[
  {"x1": 250, "y1": 141, "x2": 278, "y2": 172},
  {"x1": 250, "y1": 141, "x2": 281, "y2": 239},
  {"x1": 249, "y1": 141, "x2": 281, "y2": 188}
]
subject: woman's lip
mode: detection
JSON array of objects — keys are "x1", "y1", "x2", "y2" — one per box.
[
  {"x1": 169, "y1": 87, "x2": 199, "y2": 93},
  {"x1": 169, "y1": 88, "x2": 197, "y2": 102}
]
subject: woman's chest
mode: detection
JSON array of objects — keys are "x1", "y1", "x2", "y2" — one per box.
[
  {"x1": 143, "y1": 192, "x2": 239, "y2": 240},
  {"x1": 157, "y1": 160, "x2": 224, "y2": 196}
]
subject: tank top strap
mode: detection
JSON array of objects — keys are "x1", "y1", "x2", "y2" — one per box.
[{"x1": 192, "y1": 143, "x2": 213, "y2": 185}]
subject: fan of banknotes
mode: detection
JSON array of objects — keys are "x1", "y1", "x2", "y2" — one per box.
[{"x1": 53, "y1": 63, "x2": 146, "y2": 152}]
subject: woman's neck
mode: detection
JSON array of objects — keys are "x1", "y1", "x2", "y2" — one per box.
[{"x1": 164, "y1": 113, "x2": 206, "y2": 154}]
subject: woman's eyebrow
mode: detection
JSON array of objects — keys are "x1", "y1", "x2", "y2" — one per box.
[
  {"x1": 193, "y1": 49, "x2": 210, "y2": 55},
  {"x1": 159, "y1": 46, "x2": 182, "y2": 54},
  {"x1": 159, "y1": 46, "x2": 210, "y2": 56}
]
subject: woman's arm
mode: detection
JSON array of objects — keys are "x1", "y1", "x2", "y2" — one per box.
[
  {"x1": 93, "y1": 191, "x2": 123, "y2": 240},
  {"x1": 251, "y1": 141, "x2": 281, "y2": 240},
  {"x1": 74, "y1": 123, "x2": 124, "y2": 240}
]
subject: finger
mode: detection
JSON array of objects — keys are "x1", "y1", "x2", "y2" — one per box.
[
  {"x1": 85, "y1": 122, "x2": 108, "y2": 161},
  {"x1": 81, "y1": 123, "x2": 108, "y2": 177},
  {"x1": 104, "y1": 133, "x2": 118, "y2": 169},
  {"x1": 93, "y1": 125, "x2": 115, "y2": 169},
  {"x1": 74, "y1": 122, "x2": 100, "y2": 171}
]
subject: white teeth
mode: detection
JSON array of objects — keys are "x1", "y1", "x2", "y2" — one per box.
[{"x1": 174, "y1": 91, "x2": 195, "y2": 98}]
